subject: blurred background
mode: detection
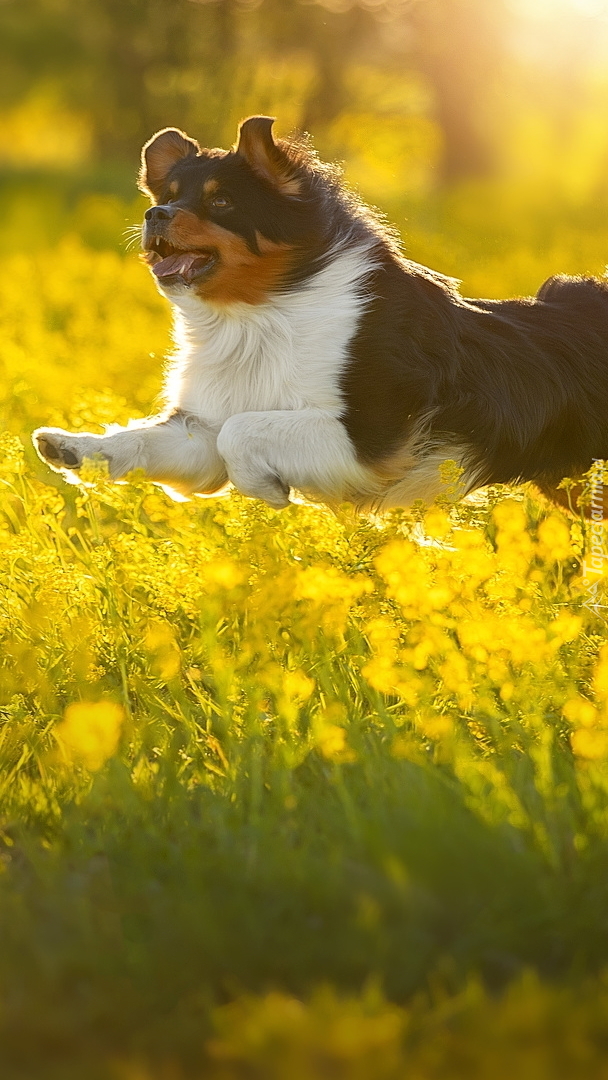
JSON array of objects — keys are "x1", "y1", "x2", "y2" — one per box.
[
  {"x1": 4, "y1": 0, "x2": 608, "y2": 428},
  {"x1": 4, "y1": 0, "x2": 608, "y2": 289}
]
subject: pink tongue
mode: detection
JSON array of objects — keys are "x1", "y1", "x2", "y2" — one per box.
[{"x1": 153, "y1": 252, "x2": 204, "y2": 279}]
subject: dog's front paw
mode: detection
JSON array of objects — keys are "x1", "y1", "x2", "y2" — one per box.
[
  {"x1": 33, "y1": 428, "x2": 81, "y2": 469},
  {"x1": 234, "y1": 469, "x2": 291, "y2": 509},
  {"x1": 32, "y1": 427, "x2": 107, "y2": 475},
  {"x1": 217, "y1": 416, "x2": 292, "y2": 509}
]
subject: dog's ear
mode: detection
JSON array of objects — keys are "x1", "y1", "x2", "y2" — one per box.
[
  {"x1": 139, "y1": 128, "x2": 200, "y2": 199},
  {"x1": 235, "y1": 116, "x2": 302, "y2": 197}
]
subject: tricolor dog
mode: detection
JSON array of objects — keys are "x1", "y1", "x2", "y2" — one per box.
[{"x1": 34, "y1": 116, "x2": 608, "y2": 514}]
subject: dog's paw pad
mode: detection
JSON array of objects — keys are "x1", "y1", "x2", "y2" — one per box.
[
  {"x1": 60, "y1": 448, "x2": 80, "y2": 467},
  {"x1": 34, "y1": 432, "x2": 81, "y2": 470},
  {"x1": 35, "y1": 436, "x2": 61, "y2": 462}
]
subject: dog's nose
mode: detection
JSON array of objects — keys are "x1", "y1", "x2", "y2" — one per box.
[{"x1": 144, "y1": 204, "x2": 176, "y2": 224}]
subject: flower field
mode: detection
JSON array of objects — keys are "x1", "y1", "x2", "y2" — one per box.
[{"x1": 2, "y1": 207, "x2": 608, "y2": 1078}]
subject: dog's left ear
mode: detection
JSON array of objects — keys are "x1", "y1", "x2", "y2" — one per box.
[
  {"x1": 139, "y1": 127, "x2": 200, "y2": 199},
  {"x1": 235, "y1": 116, "x2": 302, "y2": 197}
]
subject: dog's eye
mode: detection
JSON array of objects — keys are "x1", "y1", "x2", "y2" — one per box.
[{"x1": 211, "y1": 195, "x2": 232, "y2": 210}]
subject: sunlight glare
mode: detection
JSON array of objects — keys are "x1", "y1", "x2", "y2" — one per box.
[{"x1": 520, "y1": 0, "x2": 608, "y2": 16}]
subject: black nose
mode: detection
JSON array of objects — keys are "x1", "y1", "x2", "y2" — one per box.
[{"x1": 144, "y1": 204, "x2": 176, "y2": 224}]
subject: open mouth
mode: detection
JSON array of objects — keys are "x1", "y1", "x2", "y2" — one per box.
[{"x1": 143, "y1": 236, "x2": 217, "y2": 286}]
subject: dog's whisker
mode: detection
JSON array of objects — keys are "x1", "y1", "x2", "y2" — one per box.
[{"x1": 122, "y1": 225, "x2": 143, "y2": 252}]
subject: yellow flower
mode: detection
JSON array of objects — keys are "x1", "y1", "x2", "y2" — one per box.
[
  {"x1": 315, "y1": 723, "x2": 357, "y2": 763},
  {"x1": 145, "y1": 621, "x2": 180, "y2": 680},
  {"x1": 487, "y1": 658, "x2": 509, "y2": 684},
  {"x1": 493, "y1": 500, "x2": 534, "y2": 572},
  {"x1": 56, "y1": 701, "x2": 124, "y2": 771},
  {"x1": 423, "y1": 508, "x2": 451, "y2": 539},
  {"x1": 0, "y1": 433, "x2": 25, "y2": 477},
  {"x1": 493, "y1": 500, "x2": 527, "y2": 534},
  {"x1": 282, "y1": 670, "x2": 315, "y2": 703},
  {"x1": 571, "y1": 728, "x2": 608, "y2": 760},
  {"x1": 439, "y1": 653, "x2": 473, "y2": 707},
  {"x1": 205, "y1": 559, "x2": 244, "y2": 590},
  {"x1": 365, "y1": 618, "x2": 400, "y2": 652},
  {"x1": 415, "y1": 712, "x2": 453, "y2": 740},
  {"x1": 260, "y1": 666, "x2": 316, "y2": 725},
  {"x1": 362, "y1": 655, "x2": 421, "y2": 705},
  {"x1": 549, "y1": 613, "x2": 582, "y2": 645},
  {"x1": 314, "y1": 704, "x2": 356, "y2": 762},
  {"x1": 316, "y1": 724, "x2": 348, "y2": 759},
  {"x1": 362, "y1": 655, "x2": 399, "y2": 694},
  {"x1": 563, "y1": 697, "x2": 598, "y2": 727},
  {"x1": 537, "y1": 515, "x2": 573, "y2": 562},
  {"x1": 295, "y1": 565, "x2": 372, "y2": 634},
  {"x1": 452, "y1": 528, "x2": 488, "y2": 550},
  {"x1": 295, "y1": 565, "x2": 370, "y2": 602}
]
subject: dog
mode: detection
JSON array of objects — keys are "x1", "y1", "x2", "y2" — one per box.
[{"x1": 33, "y1": 115, "x2": 608, "y2": 515}]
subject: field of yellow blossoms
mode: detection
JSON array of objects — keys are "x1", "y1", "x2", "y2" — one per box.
[{"x1": 2, "y1": 192, "x2": 608, "y2": 1078}]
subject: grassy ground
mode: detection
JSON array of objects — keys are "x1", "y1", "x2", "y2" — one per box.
[{"x1": 2, "y1": 185, "x2": 608, "y2": 1077}]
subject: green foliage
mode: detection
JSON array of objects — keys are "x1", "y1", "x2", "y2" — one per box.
[
  {"x1": 5, "y1": 0, "x2": 608, "y2": 1052},
  {"x1": 1, "y1": 228, "x2": 608, "y2": 1074}
]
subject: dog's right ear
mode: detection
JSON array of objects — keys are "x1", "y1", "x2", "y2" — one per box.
[{"x1": 138, "y1": 128, "x2": 200, "y2": 199}]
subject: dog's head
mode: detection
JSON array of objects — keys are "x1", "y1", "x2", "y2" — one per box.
[{"x1": 139, "y1": 116, "x2": 327, "y2": 306}]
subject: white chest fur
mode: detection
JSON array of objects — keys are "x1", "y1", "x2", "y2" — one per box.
[
  {"x1": 32, "y1": 241, "x2": 459, "y2": 511},
  {"x1": 165, "y1": 247, "x2": 372, "y2": 422}
]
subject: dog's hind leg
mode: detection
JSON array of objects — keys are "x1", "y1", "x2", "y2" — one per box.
[{"x1": 33, "y1": 411, "x2": 227, "y2": 496}]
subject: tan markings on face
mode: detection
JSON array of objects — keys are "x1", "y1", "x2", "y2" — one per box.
[
  {"x1": 169, "y1": 180, "x2": 179, "y2": 196},
  {"x1": 168, "y1": 208, "x2": 294, "y2": 305},
  {"x1": 203, "y1": 179, "x2": 219, "y2": 197}
]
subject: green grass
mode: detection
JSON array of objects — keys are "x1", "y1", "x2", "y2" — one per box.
[{"x1": 2, "y1": 186, "x2": 608, "y2": 1077}]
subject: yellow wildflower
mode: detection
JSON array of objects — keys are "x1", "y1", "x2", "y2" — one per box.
[
  {"x1": 537, "y1": 515, "x2": 573, "y2": 562},
  {"x1": 314, "y1": 723, "x2": 356, "y2": 763},
  {"x1": 563, "y1": 698, "x2": 598, "y2": 727},
  {"x1": 549, "y1": 613, "x2": 582, "y2": 645},
  {"x1": 493, "y1": 500, "x2": 534, "y2": 572},
  {"x1": 415, "y1": 712, "x2": 453, "y2": 740},
  {"x1": 571, "y1": 728, "x2": 608, "y2": 760},
  {"x1": 56, "y1": 701, "x2": 124, "y2": 771},
  {"x1": 282, "y1": 670, "x2": 315, "y2": 703},
  {"x1": 205, "y1": 559, "x2": 244, "y2": 590},
  {"x1": 145, "y1": 621, "x2": 180, "y2": 680},
  {"x1": 423, "y1": 508, "x2": 451, "y2": 539}
]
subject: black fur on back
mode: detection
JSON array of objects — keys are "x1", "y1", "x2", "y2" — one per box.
[
  {"x1": 340, "y1": 249, "x2": 608, "y2": 491},
  {"x1": 268, "y1": 142, "x2": 608, "y2": 495}
]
